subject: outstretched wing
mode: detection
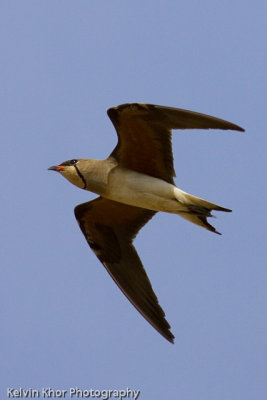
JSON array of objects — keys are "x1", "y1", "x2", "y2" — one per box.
[
  {"x1": 107, "y1": 103, "x2": 244, "y2": 184},
  {"x1": 74, "y1": 196, "x2": 174, "y2": 343}
]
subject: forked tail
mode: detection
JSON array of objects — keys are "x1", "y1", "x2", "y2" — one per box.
[{"x1": 174, "y1": 188, "x2": 231, "y2": 234}]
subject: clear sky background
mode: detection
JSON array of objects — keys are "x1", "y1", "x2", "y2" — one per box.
[{"x1": 1, "y1": 1, "x2": 266, "y2": 399}]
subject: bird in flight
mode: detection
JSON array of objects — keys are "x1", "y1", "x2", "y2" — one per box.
[{"x1": 48, "y1": 103, "x2": 244, "y2": 343}]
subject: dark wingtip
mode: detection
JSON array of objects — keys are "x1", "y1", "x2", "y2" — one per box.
[
  {"x1": 161, "y1": 323, "x2": 175, "y2": 343},
  {"x1": 161, "y1": 331, "x2": 175, "y2": 344},
  {"x1": 168, "y1": 335, "x2": 175, "y2": 344}
]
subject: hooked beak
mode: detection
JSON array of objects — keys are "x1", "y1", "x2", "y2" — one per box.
[{"x1": 48, "y1": 165, "x2": 66, "y2": 172}]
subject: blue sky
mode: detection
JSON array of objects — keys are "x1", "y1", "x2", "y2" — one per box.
[{"x1": 1, "y1": 1, "x2": 266, "y2": 399}]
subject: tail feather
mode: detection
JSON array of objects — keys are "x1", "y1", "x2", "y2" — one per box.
[{"x1": 174, "y1": 188, "x2": 231, "y2": 234}]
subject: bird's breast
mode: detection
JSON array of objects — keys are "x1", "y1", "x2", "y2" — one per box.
[{"x1": 104, "y1": 167, "x2": 178, "y2": 212}]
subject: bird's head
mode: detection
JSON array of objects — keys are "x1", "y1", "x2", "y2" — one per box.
[{"x1": 48, "y1": 159, "x2": 86, "y2": 189}]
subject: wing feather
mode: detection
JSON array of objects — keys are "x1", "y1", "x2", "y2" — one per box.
[
  {"x1": 107, "y1": 103, "x2": 244, "y2": 183},
  {"x1": 74, "y1": 197, "x2": 174, "y2": 343}
]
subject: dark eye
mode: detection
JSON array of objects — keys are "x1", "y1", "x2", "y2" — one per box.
[{"x1": 69, "y1": 159, "x2": 78, "y2": 165}]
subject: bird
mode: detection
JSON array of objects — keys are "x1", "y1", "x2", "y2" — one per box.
[{"x1": 48, "y1": 103, "x2": 244, "y2": 343}]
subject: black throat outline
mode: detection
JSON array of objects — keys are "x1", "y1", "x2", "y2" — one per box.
[{"x1": 74, "y1": 165, "x2": 87, "y2": 190}]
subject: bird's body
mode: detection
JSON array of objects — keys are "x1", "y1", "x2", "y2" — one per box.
[
  {"x1": 83, "y1": 163, "x2": 226, "y2": 218},
  {"x1": 83, "y1": 162, "x2": 186, "y2": 213},
  {"x1": 49, "y1": 103, "x2": 244, "y2": 343},
  {"x1": 106, "y1": 166, "x2": 182, "y2": 212}
]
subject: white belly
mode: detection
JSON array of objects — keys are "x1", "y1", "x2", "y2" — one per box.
[{"x1": 104, "y1": 167, "x2": 188, "y2": 213}]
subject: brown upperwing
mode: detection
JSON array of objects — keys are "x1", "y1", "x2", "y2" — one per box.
[
  {"x1": 107, "y1": 103, "x2": 244, "y2": 184},
  {"x1": 74, "y1": 196, "x2": 174, "y2": 343}
]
